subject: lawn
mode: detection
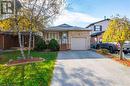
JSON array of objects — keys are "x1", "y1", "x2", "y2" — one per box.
[{"x1": 0, "y1": 51, "x2": 57, "y2": 86}]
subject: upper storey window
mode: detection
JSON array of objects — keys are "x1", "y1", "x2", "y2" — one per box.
[{"x1": 94, "y1": 25, "x2": 102, "y2": 31}]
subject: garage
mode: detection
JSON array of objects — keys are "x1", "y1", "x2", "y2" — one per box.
[{"x1": 71, "y1": 37, "x2": 87, "y2": 50}]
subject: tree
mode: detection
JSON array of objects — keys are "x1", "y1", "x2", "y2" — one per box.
[
  {"x1": 102, "y1": 17, "x2": 130, "y2": 59},
  {"x1": 19, "y1": 0, "x2": 65, "y2": 58},
  {"x1": 0, "y1": 0, "x2": 65, "y2": 59}
]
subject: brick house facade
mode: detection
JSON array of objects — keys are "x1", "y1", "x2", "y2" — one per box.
[
  {"x1": 0, "y1": 32, "x2": 35, "y2": 50},
  {"x1": 44, "y1": 24, "x2": 91, "y2": 50}
]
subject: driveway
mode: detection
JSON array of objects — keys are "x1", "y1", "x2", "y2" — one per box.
[{"x1": 51, "y1": 51, "x2": 130, "y2": 86}]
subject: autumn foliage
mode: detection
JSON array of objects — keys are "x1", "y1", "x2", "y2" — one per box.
[
  {"x1": 0, "y1": 16, "x2": 38, "y2": 32},
  {"x1": 102, "y1": 17, "x2": 130, "y2": 59}
]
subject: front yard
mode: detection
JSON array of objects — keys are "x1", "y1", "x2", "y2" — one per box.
[{"x1": 0, "y1": 51, "x2": 57, "y2": 86}]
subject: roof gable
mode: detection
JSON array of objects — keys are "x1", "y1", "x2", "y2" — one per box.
[
  {"x1": 86, "y1": 19, "x2": 110, "y2": 28},
  {"x1": 45, "y1": 24, "x2": 91, "y2": 31},
  {"x1": 57, "y1": 24, "x2": 73, "y2": 28}
]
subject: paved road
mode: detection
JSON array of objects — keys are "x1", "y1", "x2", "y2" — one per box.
[{"x1": 51, "y1": 51, "x2": 130, "y2": 86}]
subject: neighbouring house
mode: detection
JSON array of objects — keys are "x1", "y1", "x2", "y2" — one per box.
[
  {"x1": 0, "y1": 32, "x2": 35, "y2": 50},
  {"x1": 86, "y1": 19, "x2": 110, "y2": 44},
  {"x1": 91, "y1": 31, "x2": 105, "y2": 44},
  {"x1": 43, "y1": 24, "x2": 91, "y2": 50}
]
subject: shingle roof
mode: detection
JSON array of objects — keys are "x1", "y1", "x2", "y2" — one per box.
[
  {"x1": 45, "y1": 24, "x2": 91, "y2": 31},
  {"x1": 0, "y1": 31, "x2": 35, "y2": 35}
]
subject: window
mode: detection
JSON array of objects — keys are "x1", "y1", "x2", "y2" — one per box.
[
  {"x1": 46, "y1": 33, "x2": 49, "y2": 39},
  {"x1": 53, "y1": 32, "x2": 57, "y2": 39},
  {"x1": 47, "y1": 32, "x2": 59, "y2": 40},
  {"x1": 62, "y1": 32, "x2": 68, "y2": 44},
  {"x1": 94, "y1": 25, "x2": 102, "y2": 31}
]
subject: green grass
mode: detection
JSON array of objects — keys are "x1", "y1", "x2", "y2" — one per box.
[{"x1": 0, "y1": 51, "x2": 57, "y2": 86}]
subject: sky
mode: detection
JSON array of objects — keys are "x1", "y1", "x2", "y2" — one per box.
[{"x1": 53, "y1": 0, "x2": 130, "y2": 27}]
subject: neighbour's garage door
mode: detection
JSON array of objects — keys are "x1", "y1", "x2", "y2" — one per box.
[{"x1": 71, "y1": 38, "x2": 87, "y2": 50}]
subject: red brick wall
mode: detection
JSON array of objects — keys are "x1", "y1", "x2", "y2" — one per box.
[
  {"x1": 0, "y1": 35, "x2": 3, "y2": 49},
  {"x1": 60, "y1": 44, "x2": 70, "y2": 51},
  {"x1": 0, "y1": 33, "x2": 35, "y2": 49},
  {"x1": 91, "y1": 34, "x2": 103, "y2": 44},
  {"x1": 4, "y1": 35, "x2": 19, "y2": 49},
  {"x1": 3, "y1": 35, "x2": 32, "y2": 49}
]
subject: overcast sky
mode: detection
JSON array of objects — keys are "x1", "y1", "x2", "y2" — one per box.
[{"x1": 53, "y1": 0, "x2": 130, "y2": 27}]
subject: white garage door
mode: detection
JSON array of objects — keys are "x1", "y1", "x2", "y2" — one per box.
[{"x1": 71, "y1": 38, "x2": 87, "y2": 50}]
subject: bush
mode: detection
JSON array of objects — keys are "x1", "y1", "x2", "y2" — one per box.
[
  {"x1": 96, "y1": 49, "x2": 109, "y2": 55},
  {"x1": 34, "y1": 35, "x2": 47, "y2": 51},
  {"x1": 48, "y1": 39, "x2": 59, "y2": 51}
]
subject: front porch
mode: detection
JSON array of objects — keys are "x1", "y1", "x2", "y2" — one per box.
[{"x1": 44, "y1": 31, "x2": 70, "y2": 51}]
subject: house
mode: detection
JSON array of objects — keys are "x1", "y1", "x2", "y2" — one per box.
[
  {"x1": 91, "y1": 31, "x2": 105, "y2": 44},
  {"x1": 43, "y1": 24, "x2": 91, "y2": 50},
  {"x1": 86, "y1": 19, "x2": 110, "y2": 44},
  {"x1": 0, "y1": 32, "x2": 35, "y2": 50}
]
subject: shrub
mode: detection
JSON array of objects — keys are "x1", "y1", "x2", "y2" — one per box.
[
  {"x1": 48, "y1": 39, "x2": 59, "y2": 51},
  {"x1": 96, "y1": 49, "x2": 109, "y2": 55},
  {"x1": 34, "y1": 35, "x2": 47, "y2": 51}
]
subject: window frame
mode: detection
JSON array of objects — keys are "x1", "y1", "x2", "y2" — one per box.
[{"x1": 94, "y1": 25, "x2": 102, "y2": 31}]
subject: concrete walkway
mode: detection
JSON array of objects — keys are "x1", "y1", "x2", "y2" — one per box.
[{"x1": 51, "y1": 51, "x2": 130, "y2": 86}]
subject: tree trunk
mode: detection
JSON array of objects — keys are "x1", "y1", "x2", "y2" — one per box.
[
  {"x1": 28, "y1": 31, "x2": 32, "y2": 58},
  {"x1": 119, "y1": 43, "x2": 124, "y2": 60},
  {"x1": 18, "y1": 32, "x2": 25, "y2": 59}
]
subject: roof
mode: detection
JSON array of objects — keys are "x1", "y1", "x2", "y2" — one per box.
[
  {"x1": 91, "y1": 31, "x2": 105, "y2": 37},
  {"x1": 0, "y1": 32, "x2": 35, "y2": 35},
  {"x1": 86, "y1": 19, "x2": 110, "y2": 28},
  {"x1": 45, "y1": 24, "x2": 91, "y2": 31}
]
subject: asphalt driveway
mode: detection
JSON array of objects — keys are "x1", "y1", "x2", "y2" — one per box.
[
  {"x1": 51, "y1": 51, "x2": 130, "y2": 86},
  {"x1": 57, "y1": 50, "x2": 105, "y2": 59}
]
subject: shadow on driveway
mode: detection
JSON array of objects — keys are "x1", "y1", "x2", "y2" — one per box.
[
  {"x1": 52, "y1": 64, "x2": 113, "y2": 86},
  {"x1": 57, "y1": 50, "x2": 106, "y2": 60},
  {"x1": 51, "y1": 50, "x2": 130, "y2": 86}
]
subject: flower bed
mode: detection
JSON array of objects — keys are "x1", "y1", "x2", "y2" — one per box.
[
  {"x1": 113, "y1": 58, "x2": 130, "y2": 67},
  {"x1": 101, "y1": 53, "x2": 130, "y2": 67},
  {"x1": 5, "y1": 58, "x2": 45, "y2": 66}
]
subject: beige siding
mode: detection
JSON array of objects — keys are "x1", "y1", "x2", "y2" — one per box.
[
  {"x1": 68, "y1": 31, "x2": 91, "y2": 50},
  {"x1": 88, "y1": 20, "x2": 109, "y2": 34}
]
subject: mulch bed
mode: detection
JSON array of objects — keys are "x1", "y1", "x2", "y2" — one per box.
[
  {"x1": 5, "y1": 58, "x2": 45, "y2": 66},
  {"x1": 113, "y1": 58, "x2": 130, "y2": 67},
  {"x1": 103, "y1": 53, "x2": 130, "y2": 67}
]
